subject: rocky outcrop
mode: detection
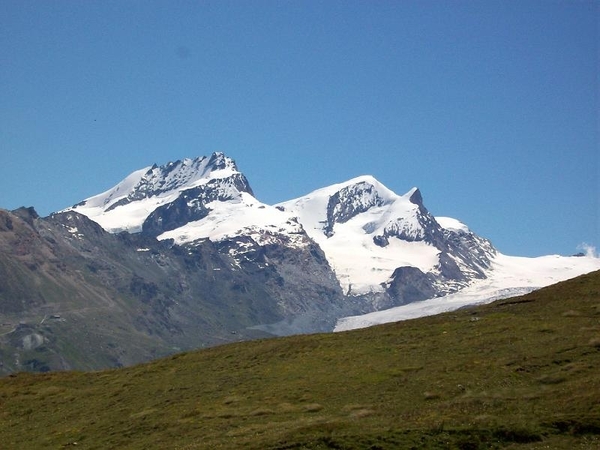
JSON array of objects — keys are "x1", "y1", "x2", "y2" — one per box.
[
  {"x1": 387, "y1": 266, "x2": 438, "y2": 305},
  {"x1": 324, "y1": 181, "x2": 387, "y2": 237}
]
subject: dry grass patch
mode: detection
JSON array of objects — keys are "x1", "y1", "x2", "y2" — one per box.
[{"x1": 302, "y1": 403, "x2": 324, "y2": 412}]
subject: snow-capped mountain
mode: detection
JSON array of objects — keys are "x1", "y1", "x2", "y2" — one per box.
[
  {"x1": 277, "y1": 176, "x2": 495, "y2": 302},
  {"x1": 68, "y1": 152, "x2": 252, "y2": 234},
  {"x1": 67, "y1": 152, "x2": 310, "y2": 251},
  {"x1": 68, "y1": 153, "x2": 352, "y2": 335},
  {"x1": 67, "y1": 153, "x2": 495, "y2": 306},
  {"x1": 3, "y1": 152, "x2": 599, "y2": 374},
  {"x1": 64, "y1": 152, "x2": 600, "y2": 330}
]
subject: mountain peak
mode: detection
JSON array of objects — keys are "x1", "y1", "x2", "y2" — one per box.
[
  {"x1": 407, "y1": 187, "x2": 423, "y2": 206},
  {"x1": 65, "y1": 152, "x2": 252, "y2": 233},
  {"x1": 140, "y1": 152, "x2": 239, "y2": 193},
  {"x1": 206, "y1": 151, "x2": 237, "y2": 171}
]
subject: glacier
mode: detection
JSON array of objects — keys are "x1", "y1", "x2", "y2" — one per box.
[{"x1": 335, "y1": 252, "x2": 600, "y2": 331}]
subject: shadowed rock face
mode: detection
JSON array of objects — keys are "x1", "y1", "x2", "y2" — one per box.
[
  {"x1": 387, "y1": 266, "x2": 438, "y2": 306},
  {"x1": 142, "y1": 194, "x2": 210, "y2": 236},
  {"x1": 0, "y1": 207, "x2": 352, "y2": 374}
]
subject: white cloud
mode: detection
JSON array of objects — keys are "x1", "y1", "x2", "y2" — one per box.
[{"x1": 577, "y1": 243, "x2": 598, "y2": 258}]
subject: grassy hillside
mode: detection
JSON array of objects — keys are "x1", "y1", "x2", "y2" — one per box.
[{"x1": 1, "y1": 270, "x2": 599, "y2": 449}]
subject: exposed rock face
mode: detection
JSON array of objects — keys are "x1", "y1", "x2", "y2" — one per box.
[
  {"x1": 441, "y1": 225, "x2": 496, "y2": 278},
  {"x1": 387, "y1": 266, "x2": 438, "y2": 306},
  {"x1": 0, "y1": 205, "x2": 353, "y2": 374},
  {"x1": 142, "y1": 193, "x2": 210, "y2": 236},
  {"x1": 216, "y1": 234, "x2": 352, "y2": 336},
  {"x1": 324, "y1": 182, "x2": 387, "y2": 237},
  {"x1": 0, "y1": 208, "x2": 269, "y2": 374}
]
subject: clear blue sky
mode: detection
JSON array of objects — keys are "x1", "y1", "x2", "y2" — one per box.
[{"x1": 1, "y1": 0, "x2": 598, "y2": 257}]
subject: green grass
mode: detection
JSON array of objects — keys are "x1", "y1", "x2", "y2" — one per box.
[{"x1": 1, "y1": 270, "x2": 599, "y2": 449}]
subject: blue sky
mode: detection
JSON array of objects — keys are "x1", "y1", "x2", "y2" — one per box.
[{"x1": 1, "y1": 0, "x2": 598, "y2": 257}]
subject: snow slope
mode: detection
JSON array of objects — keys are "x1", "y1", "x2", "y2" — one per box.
[
  {"x1": 435, "y1": 216, "x2": 470, "y2": 233},
  {"x1": 157, "y1": 192, "x2": 308, "y2": 248},
  {"x1": 334, "y1": 253, "x2": 600, "y2": 331},
  {"x1": 66, "y1": 153, "x2": 311, "y2": 250},
  {"x1": 65, "y1": 153, "x2": 240, "y2": 233},
  {"x1": 278, "y1": 176, "x2": 444, "y2": 295}
]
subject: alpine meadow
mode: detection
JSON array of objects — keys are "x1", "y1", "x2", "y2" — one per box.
[{"x1": 1, "y1": 271, "x2": 599, "y2": 449}]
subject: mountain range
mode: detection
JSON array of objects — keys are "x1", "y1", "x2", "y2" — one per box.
[{"x1": 1, "y1": 152, "x2": 598, "y2": 374}]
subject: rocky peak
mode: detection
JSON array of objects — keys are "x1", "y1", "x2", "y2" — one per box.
[
  {"x1": 105, "y1": 152, "x2": 240, "y2": 211},
  {"x1": 324, "y1": 180, "x2": 389, "y2": 237},
  {"x1": 66, "y1": 152, "x2": 255, "y2": 233},
  {"x1": 11, "y1": 207, "x2": 39, "y2": 227},
  {"x1": 141, "y1": 173, "x2": 254, "y2": 236},
  {"x1": 407, "y1": 187, "x2": 423, "y2": 206},
  {"x1": 206, "y1": 151, "x2": 237, "y2": 171}
]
